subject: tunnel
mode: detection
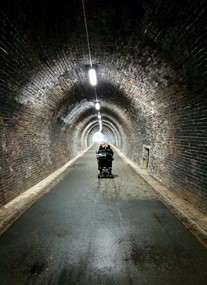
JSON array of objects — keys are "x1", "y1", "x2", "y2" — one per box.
[
  {"x1": 0, "y1": 0, "x2": 207, "y2": 210},
  {"x1": 0, "y1": 0, "x2": 207, "y2": 283}
]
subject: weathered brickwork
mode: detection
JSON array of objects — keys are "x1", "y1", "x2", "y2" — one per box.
[{"x1": 0, "y1": 0, "x2": 207, "y2": 211}]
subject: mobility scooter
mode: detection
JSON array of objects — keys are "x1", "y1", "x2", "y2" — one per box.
[{"x1": 96, "y1": 145, "x2": 114, "y2": 178}]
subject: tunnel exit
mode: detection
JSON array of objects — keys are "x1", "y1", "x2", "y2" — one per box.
[{"x1": 92, "y1": 131, "x2": 107, "y2": 143}]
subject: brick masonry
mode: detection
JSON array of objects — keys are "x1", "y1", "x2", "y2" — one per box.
[{"x1": 0, "y1": 0, "x2": 207, "y2": 211}]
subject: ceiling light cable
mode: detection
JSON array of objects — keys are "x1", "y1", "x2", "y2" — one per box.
[{"x1": 82, "y1": 0, "x2": 92, "y2": 67}]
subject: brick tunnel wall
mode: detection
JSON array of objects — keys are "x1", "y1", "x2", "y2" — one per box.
[
  {"x1": 0, "y1": 87, "x2": 89, "y2": 206},
  {"x1": 0, "y1": 0, "x2": 207, "y2": 211},
  {"x1": 117, "y1": 1, "x2": 207, "y2": 211}
]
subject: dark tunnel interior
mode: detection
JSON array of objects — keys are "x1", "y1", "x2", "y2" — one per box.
[{"x1": 0, "y1": 0, "x2": 207, "y2": 213}]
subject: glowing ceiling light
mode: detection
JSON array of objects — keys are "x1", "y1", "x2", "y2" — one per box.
[
  {"x1": 99, "y1": 122, "x2": 102, "y2": 131},
  {"x1": 95, "y1": 101, "x2": 100, "y2": 110},
  {"x1": 97, "y1": 113, "x2": 101, "y2": 119},
  {"x1": 88, "y1": 68, "x2": 97, "y2": 86}
]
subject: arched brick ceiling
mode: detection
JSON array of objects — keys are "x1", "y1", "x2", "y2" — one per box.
[{"x1": 0, "y1": 0, "x2": 207, "y2": 208}]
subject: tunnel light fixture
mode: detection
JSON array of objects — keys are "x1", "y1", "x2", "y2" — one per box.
[
  {"x1": 95, "y1": 101, "x2": 100, "y2": 110},
  {"x1": 88, "y1": 68, "x2": 97, "y2": 86},
  {"x1": 99, "y1": 120, "x2": 102, "y2": 132},
  {"x1": 97, "y1": 113, "x2": 101, "y2": 119}
]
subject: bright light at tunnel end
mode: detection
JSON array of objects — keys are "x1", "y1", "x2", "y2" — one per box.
[
  {"x1": 93, "y1": 131, "x2": 106, "y2": 143},
  {"x1": 88, "y1": 68, "x2": 97, "y2": 86}
]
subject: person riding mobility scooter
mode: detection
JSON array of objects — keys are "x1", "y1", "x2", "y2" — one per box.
[{"x1": 96, "y1": 144, "x2": 114, "y2": 178}]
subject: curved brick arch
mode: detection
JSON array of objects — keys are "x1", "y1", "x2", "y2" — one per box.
[{"x1": 0, "y1": 0, "x2": 207, "y2": 211}]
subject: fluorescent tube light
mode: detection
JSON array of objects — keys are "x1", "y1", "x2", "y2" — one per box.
[
  {"x1": 88, "y1": 68, "x2": 97, "y2": 86},
  {"x1": 95, "y1": 102, "x2": 100, "y2": 110}
]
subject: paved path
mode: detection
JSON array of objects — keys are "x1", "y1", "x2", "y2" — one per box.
[{"x1": 0, "y1": 145, "x2": 207, "y2": 285}]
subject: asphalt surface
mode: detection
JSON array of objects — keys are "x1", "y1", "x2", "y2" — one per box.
[{"x1": 0, "y1": 145, "x2": 207, "y2": 285}]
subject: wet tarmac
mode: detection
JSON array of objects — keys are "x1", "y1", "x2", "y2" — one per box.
[{"x1": 0, "y1": 145, "x2": 207, "y2": 285}]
